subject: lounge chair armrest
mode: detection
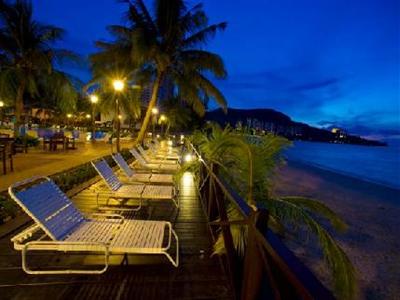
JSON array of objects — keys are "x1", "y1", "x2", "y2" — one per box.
[
  {"x1": 11, "y1": 224, "x2": 42, "y2": 245},
  {"x1": 21, "y1": 241, "x2": 109, "y2": 274},
  {"x1": 87, "y1": 213, "x2": 124, "y2": 224},
  {"x1": 23, "y1": 240, "x2": 108, "y2": 252}
]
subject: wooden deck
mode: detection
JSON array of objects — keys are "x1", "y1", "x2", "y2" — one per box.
[{"x1": 0, "y1": 172, "x2": 234, "y2": 299}]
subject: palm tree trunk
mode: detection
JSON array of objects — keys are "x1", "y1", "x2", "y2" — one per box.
[
  {"x1": 136, "y1": 72, "x2": 164, "y2": 144},
  {"x1": 14, "y1": 80, "x2": 25, "y2": 137},
  {"x1": 116, "y1": 97, "x2": 121, "y2": 152}
]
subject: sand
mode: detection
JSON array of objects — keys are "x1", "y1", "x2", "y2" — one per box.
[{"x1": 274, "y1": 160, "x2": 400, "y2": 300}]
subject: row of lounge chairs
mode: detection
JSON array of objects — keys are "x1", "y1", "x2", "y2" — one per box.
[{"x1": 9, "y1": 140, "x2": 183, "y2": 274}]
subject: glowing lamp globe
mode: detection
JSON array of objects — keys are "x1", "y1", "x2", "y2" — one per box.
[
  {"x1": 113, "y1": 79, "x2": 124, "y2": 92},
  {"x1": 90, "y1": 95, "x2": 98, "y2": 104}
]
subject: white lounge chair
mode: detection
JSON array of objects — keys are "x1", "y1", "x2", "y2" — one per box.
[
  {"x1": 149, "y1": 140, "x2": 179, "y2": 154},
  {"x1": 91, "y1": 159, "x2": 179, "y2": 210},
  {"x1": 137, "y1": 145, "x2": 179, "y2": 164},
  {"x1": 141, "y1": 143, "x2": 180, "y2": 161},
  {"x1": 112, "y1": 153, "x2": 174, "y2": 184},
  {"x1": 130, "y1": 148, "x2": 180, "y2": 173},
  {"x1": 8, "y1": 176, "x2": 179, "y2": 274}
]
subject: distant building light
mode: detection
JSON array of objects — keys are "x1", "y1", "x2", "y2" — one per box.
[{"x1": 331, "y1": 128, "x2": 340, "y2": 134}]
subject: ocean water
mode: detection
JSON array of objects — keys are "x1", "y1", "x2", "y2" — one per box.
[{"x1": 285, "y1": 141, "x2": 400, "y2": 189}]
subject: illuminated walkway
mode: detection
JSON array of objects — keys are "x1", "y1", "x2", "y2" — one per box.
[{"x1": 0, "y1": 172, "x2": 234, "y2": 299}]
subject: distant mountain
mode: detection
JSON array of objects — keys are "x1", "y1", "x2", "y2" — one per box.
[{"x1": 205, "y1": 108, "x2": 386, "y2": 146}]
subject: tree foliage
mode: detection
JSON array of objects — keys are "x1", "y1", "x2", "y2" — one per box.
[
  {"x1": 187, "y1": 124, "x2": 358, "y2": 299},
  {"x1": 0, "y1": 0, "x2": 80, "y2": 133},
  {"x1": 90, "y1": 0, "x2": 228, "y2": 143}
]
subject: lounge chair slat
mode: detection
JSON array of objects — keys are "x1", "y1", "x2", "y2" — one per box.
[
  {"x1": 92, "y1": 160, "x2": 122, "y2": 191},
  {"x1": 15, "y1": 180, "x2": 85, "y2": 240}
]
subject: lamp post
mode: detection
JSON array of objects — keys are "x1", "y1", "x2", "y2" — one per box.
[
  {"x1": 159, "y1": 114, "x2": 167, "y2": 136},
  {"x1": 0, "y1": 101, "x2": 4, "y2": 126},
  {"x1": 151, "y1": 107, "x2": 159, "y2": 138},
  {"x1": 89, "y1": 94, "x2": 98, "y2": 141},
  {"x1": 113, "y1": 79, "x2": 124, "y2": 152},
  {"x1": 67, "y1": 113, "x2": 72, "y2": 127}
]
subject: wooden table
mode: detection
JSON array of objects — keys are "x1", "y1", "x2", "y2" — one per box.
[{"x1": 43, "y1": 136, "x2": 76, "y2": 151}]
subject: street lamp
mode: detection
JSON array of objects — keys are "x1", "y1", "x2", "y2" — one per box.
[
  {"x1": 159, "y1": 114, "x2": 167, "y2": 136},
  {"x1": 113, "y1": 79, "x2": 125, "y2": 152},
  {"x1": 66, "y1": 113, "x2": 72, "y2": 128},
  {"x1": 0, "y1": 101, "x2": 4, "y2": 125},
  {"x1": 113, "y1": 80, "x2": 124, "y2": 92},
  {"x1": 151, "y1": 107, "x2": 159, "y2": 115},
  {"x1": 89, "y1": 94, "x2": 98, "y2": 141}
]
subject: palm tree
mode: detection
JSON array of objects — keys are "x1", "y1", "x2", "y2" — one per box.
[
  {"x1": 90, "y1": 0, "x2": 228, "y2": 144},
  {"x1": 184, "y1": 124, "x2": 358, "y2": 299},
  {"x1": 0, "y1": 0, "x2": 79, "y2": 136},
  {"x1": 159, "y1": 96, "x2": 202, "y2": 135}
]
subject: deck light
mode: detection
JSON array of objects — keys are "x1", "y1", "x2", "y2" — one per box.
[
  {"x1": 167, "y1": 140, "x2": 173, "y2": 146},
  {"x1": 0, "y1": 101, "x2": 4, "y2": 107},
  {"x1": 86, "y1": 114, "x2": 91, "y2": 119},
  {"x1": 160, "y1": 114, "x2": 167, "y2": 122},
  {"x1": 152, "y1": 107, "x2": 159, "y2": 115},
  {"x1": 67, "y1": 114, "x2": 72, "y2": 118},
  {"x1": 184, "y1": 153, "x2": 193, "y2": 162},
  {"x1": 118, "y1": 114, "x2": 122, "y2": 120}
]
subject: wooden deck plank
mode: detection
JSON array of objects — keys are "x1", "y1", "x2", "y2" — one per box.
[{"x1": 0, "y1": 172, "x2": 233, "y2": 299}]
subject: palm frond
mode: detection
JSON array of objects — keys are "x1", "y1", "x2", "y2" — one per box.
[
  {"x1": 182, "y1": 22, "x2": 227, "y2": 48},
  {"x1": 267, "y1": 197, "x2": 358, "y2": 299},
  {"x1": 281, "y1": 196, "x2": 348, "y2": 232}
]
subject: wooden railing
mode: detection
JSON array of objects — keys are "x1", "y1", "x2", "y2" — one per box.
[{"x1": 189, "y1": 143, "x2": 335, "y2": 300}]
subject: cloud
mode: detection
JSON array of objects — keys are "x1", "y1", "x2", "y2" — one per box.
[
  {"x1": 289, "y1": 77, "x2": 341, "y2": 91},
  {"x1": 316, "y1": 111, "x2": 400, "y2": 138},
  {"x1": 217, "y1": 66, "x2": 346, "y2": 120}
]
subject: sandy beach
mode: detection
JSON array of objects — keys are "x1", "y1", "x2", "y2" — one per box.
[{"x1": 274, "y1": 160, "x2": 400, "y2": 300}]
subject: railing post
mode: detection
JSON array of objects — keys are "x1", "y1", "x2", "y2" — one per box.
[
  {"x1": 212, "y1": 165, "x2": 241, "y2": 300},
  {"x1": 241, "y1": 209, "x2": 281, "y2": 300},
  {"x1": 241, "y1": 210, "x2": 264, "y2": 300},
  {"x1": 199, "y1": 163, "x2": 208, "y2": 210}
]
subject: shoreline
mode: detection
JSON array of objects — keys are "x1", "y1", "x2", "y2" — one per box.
[
  {"x1": 285, "y1": 159, "x2": 400, "y2": 202},
  {"x1": 274, "y1": 160, "x2": 400, "y2": 299}
]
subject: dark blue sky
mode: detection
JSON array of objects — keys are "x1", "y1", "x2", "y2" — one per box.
[{"x1": 32, "y1": 0, "x2": 399, "y2": 139}]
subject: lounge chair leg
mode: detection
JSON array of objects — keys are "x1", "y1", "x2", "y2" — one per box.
[
  {"x1": 163, "y1": 223, "x2": 179, "y2": 267},
  {"x1": 121, "y1": 253, "x2": 129, "y2": 266}
]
